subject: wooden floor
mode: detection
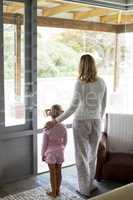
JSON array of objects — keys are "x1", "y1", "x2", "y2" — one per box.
[{"x1": 0, "y1": 165, "x2": 127, "y2": 198}]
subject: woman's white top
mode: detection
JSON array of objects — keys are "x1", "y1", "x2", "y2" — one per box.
[{"x1": 56, "y1": 77, "x2": 107, "y2": 122}]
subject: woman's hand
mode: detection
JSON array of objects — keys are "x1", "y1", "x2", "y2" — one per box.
[{"x1": 44, "y1": 119, "x2": 57, "y2": 130}]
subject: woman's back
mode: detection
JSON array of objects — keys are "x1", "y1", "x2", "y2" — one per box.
[
  {"x1": 75, "y1": 77, "x2": 106, "y2": 120},
  {"x1": 56, "y1": 77, "x2": 107, "y2": 123},
  {"x1": 56, "y1": 54, "x2": 107, "y2": 123}
]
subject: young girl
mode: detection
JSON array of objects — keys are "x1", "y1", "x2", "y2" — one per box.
[{"x1": 41, "y1": 104, "x2": 67, "y2": 198}]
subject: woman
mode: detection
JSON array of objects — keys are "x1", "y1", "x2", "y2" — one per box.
[{"x1": 45, "y1": 54, "x2": 107, "y2": 197}]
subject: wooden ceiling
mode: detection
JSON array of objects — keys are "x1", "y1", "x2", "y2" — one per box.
[{"x1": 3, "y1": 0, "x2": 133, "y2": 25}]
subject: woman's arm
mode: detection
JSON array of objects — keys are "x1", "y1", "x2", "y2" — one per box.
[
  {"x1": 63, "y1": 128, "x2": 67, "y2": 147},
  {"x1": 101, "y1": 85, "x2": 107, "y2": 119},
  {"x1": 56, "y1": 81, "x2": 81, "y2": 123}
]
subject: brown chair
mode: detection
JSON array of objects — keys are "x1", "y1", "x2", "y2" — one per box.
[{"x1": 95, "y1": 113, "x2": 133, "y2": 182}]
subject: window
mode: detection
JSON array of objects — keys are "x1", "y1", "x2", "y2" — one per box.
[
  {"x1": 108, "y1": 32, "x2": 133, "y2": 114},
  {"x1": 3, "y1": 1, "x2": 25, "y2": 126}
]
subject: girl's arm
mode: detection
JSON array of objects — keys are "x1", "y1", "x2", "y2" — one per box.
[
  {"x1": 101, "y1": 85, "x2": 107, "y2": 119},
  {"x1": 56, "y1": 81, "x2": 81, "y2": 123},
  {"x1": 41, "y1": 130, "x2": 48, "y2": 159}
]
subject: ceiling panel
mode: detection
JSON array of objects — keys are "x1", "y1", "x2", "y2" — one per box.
[{"x1": 64, "y1": 0, "x2": 132, "y2": 10}]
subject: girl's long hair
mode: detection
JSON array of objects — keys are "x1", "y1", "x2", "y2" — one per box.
[{"x1": 78, "y1": 54, "x2": 97, "y2": 83}]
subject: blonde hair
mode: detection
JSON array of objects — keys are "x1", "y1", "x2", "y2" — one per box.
[
  {"x1": 45, "y1": 104, "x2": 63, "y2": 119},
  {"x1": 78, "y1": 54, "x2": 97, "y2": 83}
]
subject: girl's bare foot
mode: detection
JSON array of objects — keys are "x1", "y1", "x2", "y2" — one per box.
[
  {"x1": 46, "y1": 191, "x2": 57, "y2": 198},
  {"x1": 56, "y1": 191, "x2": 60, "y2": 196}
]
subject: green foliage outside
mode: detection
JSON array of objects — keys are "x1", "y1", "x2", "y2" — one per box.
[
  {"x1": 37, "y1": 37, "x2": 79, "y2": 77},
  {"x1": 4, "y1": 25, "x2": 15, "y2": 79},
  {"x1": 4, "y1": 25, "x2": 126, "y2": 79},
  {"x1": 37, "y1": 28, "x2": 117, "y2": 78}
]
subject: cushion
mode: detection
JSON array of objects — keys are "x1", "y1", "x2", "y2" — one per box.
[
  {"x1": 106, "y1": 153, "x2": 133, "y2": 167},
  {"x1": 102, "y1": 153, "x2": 133, "y2": 181},
  {"x1": 107, "y1": 114, "x2": 133, "y2": 153}
]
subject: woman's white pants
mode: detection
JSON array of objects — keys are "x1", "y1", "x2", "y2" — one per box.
[{"x1": 73, "y1": 119, "x2": 101, "y2": 196}]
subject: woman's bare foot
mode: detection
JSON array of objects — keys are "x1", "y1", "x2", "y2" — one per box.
[{"x1": 46, "y1": 191, "x2": 57, "y2": 198}]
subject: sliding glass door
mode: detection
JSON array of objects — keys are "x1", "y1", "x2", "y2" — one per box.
[
  {"x1": 0, "y1": 0, "x2": 38, "y2": 184},
  {"x1": 37, "y1": 26, "x2": 116, "y2": 173},
  {"x1": 37, "y1": 27, "x2": 80, "y2": 173}
]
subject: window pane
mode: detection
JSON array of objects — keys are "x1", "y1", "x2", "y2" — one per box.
[
  {"x1": 3, "y1": 1, "x2": 25, "y2": 126},
  {"x1": 109, "y1": 32, "x2": 133, "y2": 114},
  {"x1": 37, "y1": 27, "x2": 115, "y2": 129}
]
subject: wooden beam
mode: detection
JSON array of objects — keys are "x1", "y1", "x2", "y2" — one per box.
[
  {"x1": 101, "y1": 14, "x2": 119, "y2": 23},
  {"x1": 38, "y1": 0, "x2": 64, "y2": 8},
  {"x1": 4, "y1": 13, "x2": 23, "y2": 24},
  {"x1": 74, "y1": 8, "x2": 117, "y2": 20},
  {"x1": 101, "y1": 14, "x2": 133, "y2": 24},
  {"x1": 3, "y1": 13, "x2": 118, "y2": 32},
  {"x1": 38, "y1": 0, "x2": 63, "y2": 3},
  {"x1": 117, "y1": 11, "x2": 122, "y2": 24},
  {"x1": 121, "y1": 14, "x2": 132, "y2": 24},
  {"x1": 113, "y1": 33, "x2": 119, "y2": 91},
  {"x1": 15, "y1": 15, "x2": 21, "y2": 97},
  {"x1": 117, "y1": 23, "x2": 133, "y2": 33},
  {"x1": 37, "y1": 16, "x2": 117, "y2": 32},
  {"x1": 42, "y1": 3, "x2": 82, "y2": 16},
  {"x1": 119, "y1": 15, "x2": 133, "y2": 24},
  {"x1": 6, "y1": 3, "x2": 23, "y2": 13}
]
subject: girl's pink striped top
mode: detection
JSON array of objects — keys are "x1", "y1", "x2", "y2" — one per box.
[{"x1": 41, "y1": 123, "x2": 67, "y2": 157}]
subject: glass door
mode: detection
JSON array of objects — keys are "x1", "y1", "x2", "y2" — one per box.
[
  {"x1": 37, "y1": 26, "x2": 116, "y2": 173},
  {"x1": 0, "y1": 0, "x2": 38, "y2": 184}
]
